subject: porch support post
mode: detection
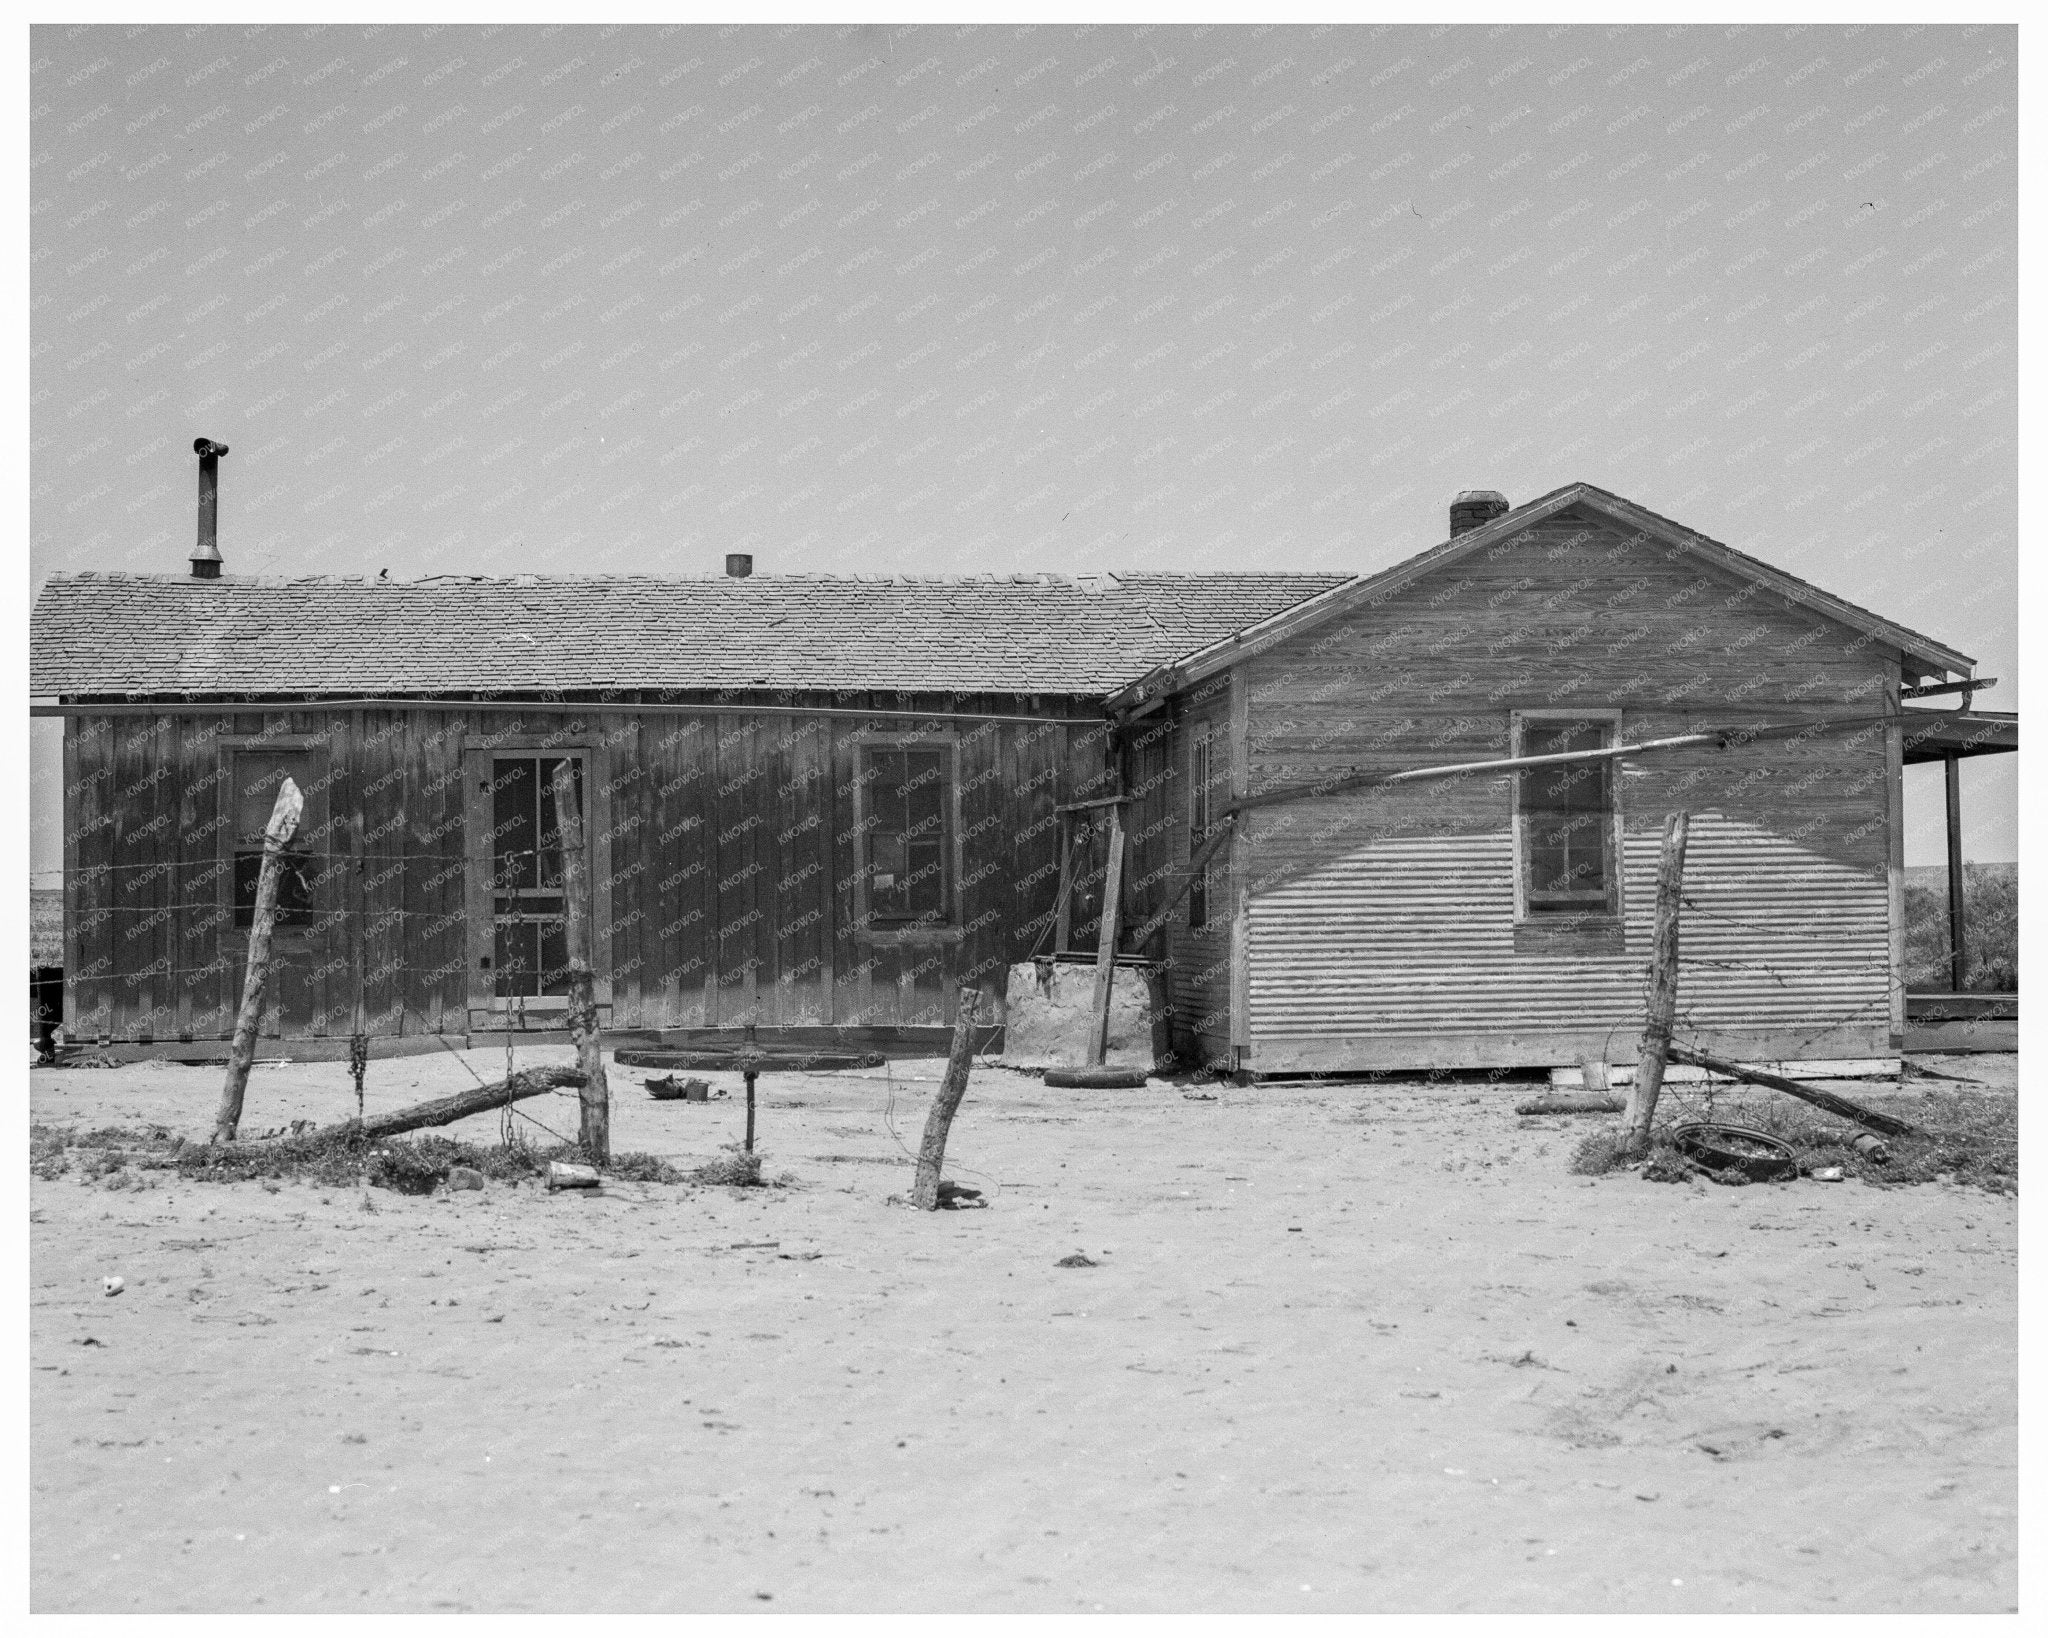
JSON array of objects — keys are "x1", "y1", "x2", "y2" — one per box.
[{"x1": 1945, "y1": 751, "x2": 1968, "y2": 992}]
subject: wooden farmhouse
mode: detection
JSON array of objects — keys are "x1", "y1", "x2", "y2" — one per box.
[{"x1": 31, "y1": 480, "x2": 1989, "y2": 1076}]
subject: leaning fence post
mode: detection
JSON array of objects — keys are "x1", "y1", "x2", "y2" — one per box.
[
  {"x1": 551, "y1": 758, "x2": 610, "y2": 1165},
  {"x1": 1623, "y1": 810, "x2": 1691, "y2": 1159},
  {"x1": 912, "y1": 986, "x2": 981, "y2": 1210},
  {"x1": 213, "y1": 777, "x2": 304, "y2": 1145}
]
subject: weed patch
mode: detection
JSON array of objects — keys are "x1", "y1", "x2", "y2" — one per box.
[{"x1": 29, "y1": 1124, "x2": 690, "y2": 1192}]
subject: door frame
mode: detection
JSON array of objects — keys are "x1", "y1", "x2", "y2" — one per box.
[{"x1": 463, "y1": 738, "x2": 612, "y2": 1029}]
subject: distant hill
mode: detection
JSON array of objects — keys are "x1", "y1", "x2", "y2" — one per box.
[{"x1": 1905, "y1": 862, "x2": 2017, "y2": 891}]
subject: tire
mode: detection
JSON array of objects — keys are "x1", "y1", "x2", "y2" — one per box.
[
  {"x1": 1671, "y1": 1122, "x2": 1799, "y2": 1184},
  {"x1": 1043, "y1": 1066, "x2": 1149, "y2": 1089}
]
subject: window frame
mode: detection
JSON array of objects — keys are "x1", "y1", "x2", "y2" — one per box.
[
  {"x1": 1509, "y1": 708, "x2": 1624, "y2": 927},
  {"x1": 215, "y1": 735, "x2": 330, "y2": 954},
  {"x1": 849, "y1": 731, "x2": 963, "y2": 945}
]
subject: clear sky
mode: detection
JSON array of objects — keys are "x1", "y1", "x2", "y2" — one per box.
[{"x1": 28, "y1": 22, "x2": 2018, "y2": 871}]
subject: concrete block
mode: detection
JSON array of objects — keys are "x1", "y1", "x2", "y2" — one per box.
[{"x1": 999, "y1": 957, "x2": 1167, "y2": 1072}]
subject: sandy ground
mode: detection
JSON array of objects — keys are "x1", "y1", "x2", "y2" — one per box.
[{"x1": 29, "y1": 1048, "x2": 2018, "y2": 1614}]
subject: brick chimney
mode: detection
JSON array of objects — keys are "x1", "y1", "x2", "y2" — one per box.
[
  {"x1": 1449, "y1": 490, "x2": 1509, "y2": 537},
  {"x1": 725, "y1": 553, "x2": 754, "y2": 578}
]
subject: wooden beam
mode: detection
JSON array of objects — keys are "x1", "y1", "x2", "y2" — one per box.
[
  {"x1": 1901, "y1": 676, "x2": 1995, "y2": 699},
  {"x1": 31, "y1": 698, "x2": 1105, "y2": 727},
  {"x1": 1224, "y1": 709, "x2": 1976, "y2": 821},
  {"x1": 1231, "y1": 732, "x2": 1727, "y2": 818},
  {"x1": 552, "y1": 757, "x2": 610, "y2": 1163},
  {"x1": 1666, "y1": 1045, "x2": 1920, "y2": 1137},
  {"x1": 1127, "y1": 815, "x2": 1236, "y2": 950},
  {"x1": 1056, "y1": 794, "x2": 1129, "y2": 813},
  {"x1": 225, "y1": 1066, "x2": 587, "y2": 1152},
  {"x1": 1085, "y1": 801, "x2": 1127, "y2": 1067},
  {"x1": 213, "y1": 777, "x2": 305, "y2": 1145},
  {"x1": 1945, "y1": 751, "x2": 1968, "y2": 993}
]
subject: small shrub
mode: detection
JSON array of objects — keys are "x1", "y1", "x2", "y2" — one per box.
[
  {"x1": 366, "y1": 1146, "x2": 443, "y2": 1196},
  {"x1": 1569, "y1": 1126, "x2": 1635, "y2": 1176},
  {"x1": 608, "y1": 1151, "x2": 684, "y2": 1184},
  {"x1": 1640, "y1": 1147, "x2": 1699, "y2": 1185},
  {"x1": 691, "y1": 1149, "x2": 765, "y2": 1188}
]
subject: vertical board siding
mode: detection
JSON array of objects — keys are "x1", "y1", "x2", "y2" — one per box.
[
  {"x1": 1224, "y1": 511, "x2": 1900, "y2": 1069},
  {"x1": 1153, "y1": 687, "x2": 1234, "y2": 1065},
  {"x1": 63, "y1": 701, "x2": 1092, "y2": 1044}
]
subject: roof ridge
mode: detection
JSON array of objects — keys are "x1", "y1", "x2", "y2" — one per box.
[{"x1": 39, "y1": 568, "x2": 1357, "y2": 587}]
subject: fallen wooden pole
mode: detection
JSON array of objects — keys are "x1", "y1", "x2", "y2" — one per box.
[
  {"x1": 213, "y1": 777, "x2": 305, "y2": 1145},
  {"x1": 912, "y1": 987, "x2": 980, "y2": 1210},
  {"x1": 1085, "y1": 801, "x2": 1127, "y2": 1067},
  {"x1": 226, "y1": 1066, "x2": 586, "y2": 1153},
  {"x1": 552, "y1": 758, "x2": 611, "y2": 1164},
  {"x1": 1665, "y1": 1046, "x2": 1921, "y2": 1138},
  {"x1": 1623, "y1": 811, "x2": 1690, "y2": 1159},
  {"x1": 1128, "y1": 815, "x2": 1236, "y2": 950},
  {"x1": 1516, "y1": 1093, "x2": 1628, "y2": 1116}
]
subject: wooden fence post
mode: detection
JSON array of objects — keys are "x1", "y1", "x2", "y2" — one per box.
[
  {"x1": 213, "y1": 777, "x2": 304, "y2": 1145},
  {"x1": 1622, "y1": 810, "x2": 1691, "y2": 1159},
  {"x1": 912, "y1": 986, "x2": 981, "y2": 1210},
  {"x1": 1085, "y1": 801, "x2": 1126, "y2": 1067},
  {"x1": 551, "y1": 758, "x2": 610, "y2": 1164}
]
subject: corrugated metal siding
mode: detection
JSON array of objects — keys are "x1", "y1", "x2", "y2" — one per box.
[{"x1": 1247, "y1": 815, "x2": 1890, "y2": 1041}]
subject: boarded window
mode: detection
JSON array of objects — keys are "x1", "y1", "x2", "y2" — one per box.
[
  {"x1": 232, "y1": 751, "x2": 317, "y2": 929},
  {"x1": 488, "y1": 756, "x2": 582, "y2": 999},
  {"x1": 863, "y1": 746, "x2": 951, "y2": 928},
  {"x1": 1189, "y1": 725, "x2": 1214, "y2": 929},
  {"x1": 1519, "y1": 720, "x2": 1615, "y2": 915}
]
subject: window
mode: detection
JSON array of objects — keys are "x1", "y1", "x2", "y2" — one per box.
[
  {"x1": 231, "y1": 750, "x2": 317, "y2": 930},
  {"x1": 1188, "y1": 723, "x2": 1214, "y2": 929},
  {"x1": 488, "y1": 755, "x2": 583, "y2": 1000},
  {"x1": 1517, "y1": 715, "x2": 1617, "y2": 917},
  {"x1": 861, "y1": 743, "x2": 953, "y2": 930}
]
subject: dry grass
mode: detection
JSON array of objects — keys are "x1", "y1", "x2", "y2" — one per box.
[
  {"x1": 28, "y1": 1124, "x2": 686, "y2": 1191},
  {"x1": 1568, "y1": 1125, "x2": 1635, "y2": 1176}
]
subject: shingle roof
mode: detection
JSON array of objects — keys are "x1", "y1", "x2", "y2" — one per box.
[{"x1": 29, "y1": 571, "x2": 1354, "y2": 699}]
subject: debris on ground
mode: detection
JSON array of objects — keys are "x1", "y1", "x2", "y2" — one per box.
[
  {"x1": 1564, "y1": 1088, "x2": 2016, "y2": 1196},
  {"x1": 1056, "y1": 1253, "x2": 1098, "y2": 1268}
]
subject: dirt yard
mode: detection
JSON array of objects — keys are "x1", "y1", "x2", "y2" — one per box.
[{"x1": 29, "y1": 1047, "x2": 2018, "y2": 1614}]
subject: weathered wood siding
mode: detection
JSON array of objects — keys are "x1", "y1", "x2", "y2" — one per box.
[
  {"x1": 1163, "y1": 509, "x2": 1901, "y2": 1071},
  {"x1": 62, "y1": 700, "x2": 1109, "y2": 1046},
  {"x1": 1125, "y1": 673, "x2": 1236, "y2": 1065}
]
